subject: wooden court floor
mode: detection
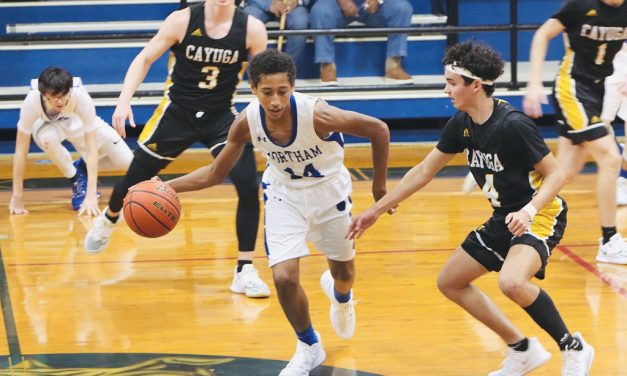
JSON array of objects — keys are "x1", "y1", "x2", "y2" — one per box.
[{"x1": 0, "y1": 149, "x2": 626, "y2": 375}]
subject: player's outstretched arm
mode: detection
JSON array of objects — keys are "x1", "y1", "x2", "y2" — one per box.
[
  {"x1": 523, "y1": 18, "x2": 564, "y2": 118},
  {"x1": 313, "y1": 101, "x2": 390, "y2": 202},
  {"x1": 346, "y1": 148, "x2": 455, "y2": 240},
  {"x1": 78, "y1": 129, "x2": 101, "y2": 217},
  {"x1": 113, "y1": 9, "x2": 187, "y2": 137},
  {"x1": 10, "y1": 130, "x2": 32, "y2": 215},
  {"x1": 167, "y1": 112, "x2": 252, "y2": 193}
]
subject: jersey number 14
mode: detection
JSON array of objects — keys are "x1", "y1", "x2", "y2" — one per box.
[{"x1": 284, "y1": 163, "x2": 324, "y2": 179}]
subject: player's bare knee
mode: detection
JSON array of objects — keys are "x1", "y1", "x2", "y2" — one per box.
[
  {"x1": 497, "y1": 275, "x2": 525, "y2": 301},
  {"x1": 272, "y1": 270, "x2": 299, "y2": 291},
  {"x1": 436, "y1": 272, "x2": 460, "y2": 297}
]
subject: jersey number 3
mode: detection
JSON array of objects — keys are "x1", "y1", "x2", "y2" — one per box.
[{"x1": 199, "y1": 66, "x2": 220, "y2": 90}]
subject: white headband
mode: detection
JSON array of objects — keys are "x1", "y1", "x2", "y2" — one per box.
[{"x1": 445, "y1": 63, "x2": 494, "y2": 85}]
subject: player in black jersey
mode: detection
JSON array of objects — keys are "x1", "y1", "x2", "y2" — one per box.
[
  {"x1": 347, "y1": 41, "x2": 595, "y2": 376},
  {"x1": 524, "y1": 0, "x2": 627, "y2": 265},
  {"x1": 84, "y1": 0, "x2": 272, "y2": 298}
]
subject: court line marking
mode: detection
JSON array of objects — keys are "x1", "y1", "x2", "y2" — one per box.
[
  {"x1": 0, "y1": 247, "x2": 23, "y2": 364},
  {"x1": 556, "y1": 245, "x2": 627, "y2": 298}
]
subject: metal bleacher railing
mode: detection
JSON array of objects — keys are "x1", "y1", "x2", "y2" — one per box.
[{"x1": 0, "y1": 0, "x2": 541, "y2": 98}]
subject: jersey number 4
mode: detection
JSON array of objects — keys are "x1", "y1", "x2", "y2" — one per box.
[
  {"x1": 481, "y1": 174, "x2": 501, "y2": 207},
  {"x1": 284, "y1": 163, "x2": 324, "y2": 179},
  {"x1": 198, "y1": 66, "x2": 220, "y2": 90}
]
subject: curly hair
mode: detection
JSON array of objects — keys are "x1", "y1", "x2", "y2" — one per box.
[
  {"x1": 442, "y1": 41, "x2": 504, "y2": 96},
  {"x1": 249, "y1": 49, "x2": 296, "y2": 88},
  {"x1": 38, "y1": 66, "x2": 73, "y2": 95}
]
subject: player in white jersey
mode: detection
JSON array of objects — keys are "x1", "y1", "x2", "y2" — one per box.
[
  {"x1": 602, "y1": 42, "x2": 627, "y2": 205},
  {"x1": 10, "y1": 67, "x2": 133, "y2": 216},
  {"x1": 166, "y1": 49, "x2": 392, "y2": 376}
]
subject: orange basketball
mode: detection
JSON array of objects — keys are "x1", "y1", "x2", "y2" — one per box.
[{"x1": 123, "y1": 180, "x2": 181, "y2": 238}]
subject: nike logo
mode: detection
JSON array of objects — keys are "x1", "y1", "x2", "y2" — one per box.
[{"x1": 113, "y1": 139, "x2": 122, "y2": 145}]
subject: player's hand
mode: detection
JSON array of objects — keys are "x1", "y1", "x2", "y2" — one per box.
[
  {"x1": 112, "y1": 103, "x2": 136, "y2": 139},
  {"x1": 523, "y1": 83, "x2": 548, "y2": 119},
  {"x1": 505, "y1": 210, "x2": 531, "y2": 237},
  {"x1": 78, "y1": 193, "x2": 101, "y2": 217},
  {"x1": 345, "y1": 207, "x2": 380, "y2": 240},
  {"x1": 338, "y1": 0, "x2": 359, "y2": 17},
  {"x1": 9, "y1": 194, "x2": 28, "y2": 215},
  {"x1": 461, "y1": 171, "x2": 478, "y2": 195}
]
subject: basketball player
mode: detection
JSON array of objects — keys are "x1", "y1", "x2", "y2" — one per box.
[
  {"x1": 10, "y1": 67, "x2": 133, "y2": 216},
  {"x1": 602, "y1": 42, "x2": 627, "y2": 205},
  {"x1": 347, "y1": 41, "x2": 594, "y2": 375},
  {"x1": 83, "y1": 0, "x2": 272, "y2": 298},
  {"x1": 166, "y1": 49, "x2": 391, "y2": 375},
  {"x1": 523, "y1": 0, "x2": 627, "y2": 265}
]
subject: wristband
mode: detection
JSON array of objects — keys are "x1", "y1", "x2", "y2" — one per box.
[{"x1": 522, "y1": 203, "x2": 537, "y2": 219}]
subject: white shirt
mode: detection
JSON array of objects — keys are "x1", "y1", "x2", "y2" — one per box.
[
  {"x1": 17, "y1": 78, "x2": 99, "y2": 134},
  {"x1": 246, "y1": 91, "x2": 349, "y2": 189}
]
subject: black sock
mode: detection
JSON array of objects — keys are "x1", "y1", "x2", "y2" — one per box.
[
  {"x1": 559, "y1": 334, "x2": 583, "y2": 351},
  {"x1": 602, "y1": 227, "x2": 617, "y2": 244},
  {"x1": 104, "y1": 211, "x2": 119, "y2": 224},
  {"x1": 237, "y1": 259, "x2": 252, "y2": 272},
  {"x1": 523, "y1": 289, "x2": 571, "y2": 348},
  {"x1": 508, "y1": 338, "x2": 529, "y2": 352}
]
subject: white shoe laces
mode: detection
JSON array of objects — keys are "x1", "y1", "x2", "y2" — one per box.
[
  {"x1": 239, "y1": 266, "x2": 266, "y2": 290},
  {"x1": 335, "y1": 299, "x2": 358, "y2": 324},
  {"x1": 285, "y1": 343, "x2": 315, "y2": 372},
  {"x1": 500, "y1": 349, "x2": 528, "y2": 372}
]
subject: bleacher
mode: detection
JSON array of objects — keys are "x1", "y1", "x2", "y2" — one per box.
[{"x1": 0, "y1": 0, "x2": 566, "y2": 132}]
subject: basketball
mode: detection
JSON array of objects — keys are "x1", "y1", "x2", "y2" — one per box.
[{"x1": 122, "y1": 180, "x2": 181, "y2": 238}]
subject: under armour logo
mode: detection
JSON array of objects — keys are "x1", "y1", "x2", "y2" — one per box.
[{"x1": 257, "y1": 136, "x2": 267, "y2": 142}]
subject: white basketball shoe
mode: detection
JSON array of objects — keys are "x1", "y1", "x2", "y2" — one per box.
[
  {"x1": 320, "y1": 270, "x2": 356, "y2": 339},
  {"x1": 561, "y1": 332, "x2": 594, "y2": 376},
  {"x1": 597, "y1": 234, "x2": 627, "y2": 265},
  {"x1": 279, "y1": 332, "x2": 326, "y2": 376},
  {"x1": 489, "y1": 337, "x2": 551, "y2": 376},
  {"x1": 230, "y1": 264, "x2": 271, "y2": 298},
  {"x1": 84, "y1": 209, "x2": 117, "y2": 254}
]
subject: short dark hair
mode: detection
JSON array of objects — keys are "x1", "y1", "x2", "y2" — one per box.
[
  {"x1": 38, "y1": 67, "x2": 73, "y2": 95},
  {"x1": 442, "y1": 41, "x2": 504, "y2": 97},
  {"x1": 249, "y1": 49, "x2": 296, "y2": 88}
]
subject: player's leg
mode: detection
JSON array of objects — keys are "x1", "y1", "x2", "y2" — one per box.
[
  {"x1": 503, "y1": 202, "x2": 594, "y2": 375},
  {"x1": 93, "y1": 119, "x2": 134, "y2": 172},
  {"x1": 311, "y1": 197, "x2": 357, "y2": 340},
  {"x1": 84, "y1": 101, "x2": 195, "y2": 254},
  {"x1": 438, "y1": 216, "x2": 545, "y2": 375},
  {"x1": 582, "y1": 134, "x2": 627, "y2": 264},
  {"x1": 32, "y1": 119, "x2": 87, "y2": 210},
  {"x1": 264, "y1": 182, "x2": 325, "y2": 375},
  {"x1": 553, "y1": 76, "x2": 627, "y2": 263}
]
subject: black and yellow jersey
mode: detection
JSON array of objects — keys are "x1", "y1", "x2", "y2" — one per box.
[
  {"x1": 169, "y1": 3, "x2": 248, "y2": 111},
  {"x1": 437, "y1": 99, "x2": 551, "y2": 214},
  {"x1": 553, "y1": 0, "x2": 627, "y2": 81}
]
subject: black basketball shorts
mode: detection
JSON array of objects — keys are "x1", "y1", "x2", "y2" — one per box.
[
  {"x1": 553, "y1": 75, "x2": 607, "y2": 145},
  {"x1": 136, "y1": 98, "x2": 237, "y2": 161},
  {"x1": 461, "y1": 197, "x2": 567, "y2": 280}
]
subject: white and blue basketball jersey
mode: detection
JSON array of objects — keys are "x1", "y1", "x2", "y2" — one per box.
[{"x1": 246, "y1": 92, "x2": 351, "y2": 191}]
